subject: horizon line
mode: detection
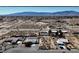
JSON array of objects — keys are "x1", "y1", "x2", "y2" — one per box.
[{"x1": 0, "y1": 10, "x2": 79, "y2": 15}]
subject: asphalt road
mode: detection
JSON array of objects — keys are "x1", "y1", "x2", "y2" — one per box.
[{"x1": 3, "y1": 44, "x2": 79, "y2": 53}]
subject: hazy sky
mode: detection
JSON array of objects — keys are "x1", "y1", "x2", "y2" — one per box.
[{"x1": 0, "y1": 7, "x2": 79, "y2": 15}]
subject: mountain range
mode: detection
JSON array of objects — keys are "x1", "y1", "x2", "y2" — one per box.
[{"x1": 3, "y1": 11, "x2": 79, "y2": 16}]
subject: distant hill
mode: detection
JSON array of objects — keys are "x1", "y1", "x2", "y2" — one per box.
[{"x1": 3, "y1": 11, "x2": 79, "y2": 16}]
